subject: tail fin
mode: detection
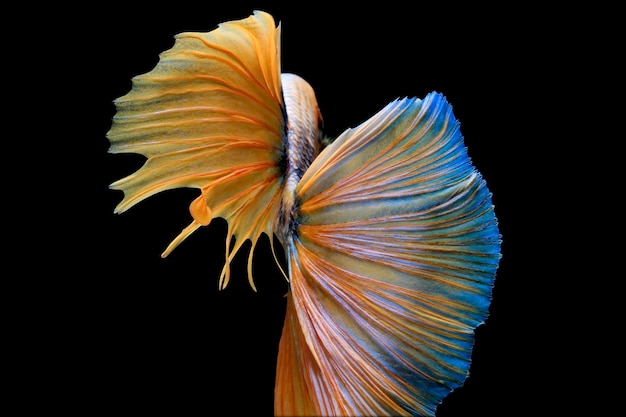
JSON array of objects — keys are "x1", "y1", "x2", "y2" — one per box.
[{"x1": 275, "y1": 94, "x2": 502, "y2": 416}]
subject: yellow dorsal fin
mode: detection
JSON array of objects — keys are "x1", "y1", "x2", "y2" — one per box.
[{"x1": 108, "y1": 11, "x2": 285, "y2": 288}]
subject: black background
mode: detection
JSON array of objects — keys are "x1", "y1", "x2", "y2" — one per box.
[{"x1": 29, "y1": 2, "x2": 580, "y2": 416}]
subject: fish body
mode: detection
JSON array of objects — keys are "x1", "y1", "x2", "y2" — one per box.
[
  {"x1": 275, "y1": 73, "x2": 323, "y2": 244},
  {"x1": 108, "y1": 10, "x2": 501, "y2": 416}
]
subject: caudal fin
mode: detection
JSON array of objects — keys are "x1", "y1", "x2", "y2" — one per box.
[{"x1": 275, "y1": 94, "x2": 502, "y2": 416}]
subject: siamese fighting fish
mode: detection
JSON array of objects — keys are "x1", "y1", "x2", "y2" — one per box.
[{"x1": 107, "y1": 10, "x2": 502, "y2": 417}]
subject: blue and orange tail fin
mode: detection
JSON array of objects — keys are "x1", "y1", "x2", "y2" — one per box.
[{"x1": 275, "y1": 93, "x2": 501, "y2": 416}]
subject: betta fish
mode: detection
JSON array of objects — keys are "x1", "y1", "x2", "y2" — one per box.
[{"x1": 107, "y1": 10, "x2": 502, "y2": 416}]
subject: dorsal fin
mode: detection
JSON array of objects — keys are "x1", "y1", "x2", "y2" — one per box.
[{"x1": 108, "y1": 11, "x2": 285, "y2": 289}]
